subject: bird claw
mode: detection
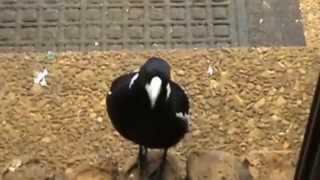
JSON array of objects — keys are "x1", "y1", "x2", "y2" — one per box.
[
  {"x1": 148, "y1": 164, "x2": 165, "y2": 180},
  {"x1": 138, "y1": 161, "x2": 146, "y2": 179}
]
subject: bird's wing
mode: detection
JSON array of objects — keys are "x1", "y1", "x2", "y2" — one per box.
[
  {"x1": 107, "y1": 72, "x2": 136, "y2": 119},
  {"x1": 109, "y1": 72, "x2": 136, "y2": 93},
  {"x1": 169, "y1": 81, "x2": 190, "y2": 121}
]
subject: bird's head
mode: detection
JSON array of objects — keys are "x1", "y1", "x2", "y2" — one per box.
[{"x1": 130, "y1": 57, "x2": 172, "y2": 109}]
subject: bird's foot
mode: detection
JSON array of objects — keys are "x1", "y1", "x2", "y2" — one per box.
[
  {"x1": 148, "y1": 161, "x2": 166, "y2": 180},
  {"x1": 138, "y1": 146, "x2": 148, "y2": 179},
  {"x1": 149, "y1": 167, "x2": 164, "y2": 180},
  {"x1": 138, "y1": 160, "x2": 147, "y2": 179}
]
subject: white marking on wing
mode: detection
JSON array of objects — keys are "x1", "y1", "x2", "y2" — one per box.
[
  {"x1": 129, "y1": 73, "x2": 139, "y2": 89},
  {"x1": 166, "y1": 83, "x2": 171, "y2": 100},
  {"x1": 176, "y1": 112, "x2": 189, "y2": 121}
]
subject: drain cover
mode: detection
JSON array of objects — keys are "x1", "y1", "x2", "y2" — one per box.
[{"x1": 0, "y1": 0, "x2": 305, "y2": 52}]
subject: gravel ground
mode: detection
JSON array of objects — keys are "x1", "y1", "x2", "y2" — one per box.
[
  {"x1": 300, "y1": 0, "x2": 320, "y2": 46},
  {"x1": 0, "y1": 48, "x2": 319, "y2": 179},
  {"x1": 0, "y1": 0, "x2": 319, "y2": 178}
]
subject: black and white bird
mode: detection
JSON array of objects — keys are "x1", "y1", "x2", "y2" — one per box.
[{"x1": 106, "y1": 57, "x2": 189, "y2": 179}]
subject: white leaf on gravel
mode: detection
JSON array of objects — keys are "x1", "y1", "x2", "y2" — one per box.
[
  {"x1": 8, "y1": 159, "x2": 22, "y2": 172},
  {"x1": 207, "y1": 65, "x2": 214, "y2": 76},
  {"x1": 34, "y1": 69, "x2": 48, "y2": 87},
  {"x1": 47, "y1": 51, "x2": 56, "y2": 60}
]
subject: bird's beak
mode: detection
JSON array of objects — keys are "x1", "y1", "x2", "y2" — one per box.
[{"x1": 145, "y1": 76, "x2": 162, "y2": 109}]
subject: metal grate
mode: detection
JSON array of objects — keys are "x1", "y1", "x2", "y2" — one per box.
[
  {"x1": 0, "y1": 0, "x2": 305, "y2": 52},
  {"x1": 0, "y1": 0, "x2": 248, "y2": 52}
]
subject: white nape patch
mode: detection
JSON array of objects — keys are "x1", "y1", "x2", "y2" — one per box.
[
  {"x1": 176, "y1": 112, "x2": 189, "y2": 121},
  {"x1": 129, "y1": 73, "x2": 139, "y2": 89},
  {"x1": 166, "y1": 83, "x2": 171, "y2": 100},
  {"x1": 108, "y1": 91, "x2": 112, "y2": 95},
  {"x1": 145, "y1": 76, "x2": 162, "y2": 109}
]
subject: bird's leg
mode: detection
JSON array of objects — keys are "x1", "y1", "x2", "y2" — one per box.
[
  {"x1": 138, "y1": 146, "x2": 148, "y2": 178},
  {"x1": 158, "y1": 149, "x2": 167, "y2": 180},
  {"x1": 150, "y1": 149, "x2": 168, "y2": 180}
]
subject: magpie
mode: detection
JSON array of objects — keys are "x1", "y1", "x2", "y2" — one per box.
[{"x1": 106, "y1": 57, "x2": 190, "y2": 179}]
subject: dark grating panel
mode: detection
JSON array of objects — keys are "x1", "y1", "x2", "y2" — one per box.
[{"x1": 0, "y1": 0, "x2": 305, "y2": 52}]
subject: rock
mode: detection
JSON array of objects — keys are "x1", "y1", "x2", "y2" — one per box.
[
  {"x1": 7, "y1": 159, "x2": 22, "y2": 172},
  {"x1": 254, "y1": 98, "x2": 266, "y2": 110},
  {"x1": 209, "y1": 79, "x2": 219, "y2": 89},
  {"x1": 187, "y1": 150, "x2": 252, "y2": 180},
  {"x1": 76, "y1": 70, "x2": 95, "y2": 82},
  {"x1": 120, "y1": 151, "x2": 181, "y2": 180},
  {"x1": 89, "y1": 113, "x2": 97, "y2": 119},
  {"x1": 1, "y1": 158, "x2": 53, "y2": 180},
  {"x1": 31, "y1": 84, "x2": 45, "y2": 96},
  {"x1": 246, "y1": 119, "x2": 256, "y2": 129},
  {"x1": 249, "y1": 128, "x2": 264, "y2": 139},
  {"x1": 271, "y1": 114, "x2": 281, "y2": 122},
  {"x1": 41, "y1": 137, "x2": 51, "y2": 143},
  {"x1": 70, "y1": 167, "x2": 114, "y2": 180},
  {"x1": 298, "y1": 68, "x2": 306, "y2": 74},
  {"x1": 227, "y1": 127, "x2": 238, "y2": 135},
  {"x1": 176, "y1": 69, "x2": 185, "y2": 76},
  {"x1": 283, "y1": 142, "x2": 290, "y2": 149},
  {"x1": 275, "y1": 96, "x2": 287, "y2": 106},
  {"x1": 96, "y1": 117, "x2": 103, "y2": 123},
  {"x1": 247, "y1": 83, "x2": 255, "y2": 90},
  {"x1": 5, "y1": 92, "x2": 17, "y2": 105},
  {"x1": 246, "y1": 151, "x2": 295, "y2": 180},
  {"x1": 233, "y1": 95, "x2": 245, "y2": 106},
  {"x1": 192, "y1": 129, "x2": 201, "y2": 137},
  {"x1": 64, "y1": 159, "x2": 118, "y2": 180}
]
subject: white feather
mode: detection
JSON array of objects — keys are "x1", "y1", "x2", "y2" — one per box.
[
  {"x1": 129, "y1": 73, "x2": 139, "y2": 89},
  {"x1": 176, "y1": 112, "x2": 189, "y2": 121},
  {"x1": 166, "y1": 83, "x2": 171, "y2": 100},
  {"x1": 145, "y1": 76, "x2": 162, "y2": 108}
]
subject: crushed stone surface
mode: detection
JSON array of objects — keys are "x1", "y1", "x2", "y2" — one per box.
[{"x1": 0, "y1": 48, "x2": 319, "y2": 179}]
